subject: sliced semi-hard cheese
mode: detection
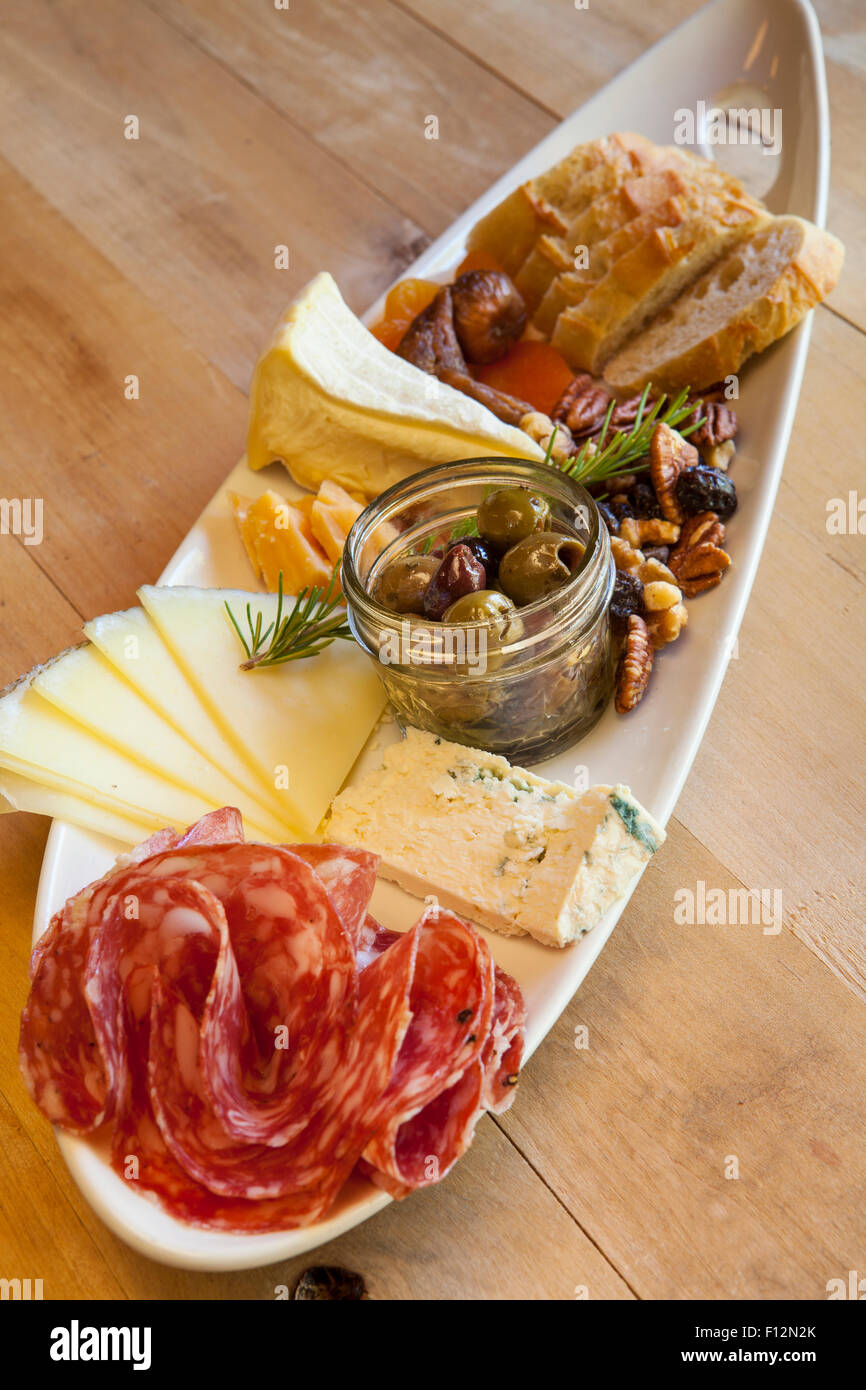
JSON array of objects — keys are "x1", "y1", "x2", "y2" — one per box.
[
  {"x1": 231, "y1": 490, "x2": 333, "y2": 594},
  {"x1": 32, "y1": 644, "x2": 288, "y2": 844},
  {"x1": 326, "y1": 727, "x2": 665, "y2": 948},
  {"x1": 138, "y1": 585, "x2": 387, "y2": 835},
  {"x1": 83, "y1": 606, "x2": 295, "y2": 830},
  {"x1": 0, "y1": 766, "x2": 154, "y2": 846},
  {"x1": 245, "y1": 272, "x2": 543, "y2": 497},
  {"x1": 0, "y1": 676, "x2": 255, "y2": 835}
]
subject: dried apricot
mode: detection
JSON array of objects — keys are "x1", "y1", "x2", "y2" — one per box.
[
  {"x1": 475, "y1": 340, "x2": 575, "y2": 416},
  {"x1": 370, "y1": 278, "x2": 440, "y2": 351}
]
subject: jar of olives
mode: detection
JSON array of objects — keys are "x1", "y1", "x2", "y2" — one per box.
[{"x1": 342, "y1": 458, "x2": 616, "y2": 762}]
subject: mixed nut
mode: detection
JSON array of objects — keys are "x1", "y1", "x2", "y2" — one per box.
[{"x1": 604, "y1": 415, "x2": 736, "y2": 712}]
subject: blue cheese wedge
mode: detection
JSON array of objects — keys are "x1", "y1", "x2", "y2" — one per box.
[{"x1": 325, "y1": 727, "x2": 665, "y2": 948}]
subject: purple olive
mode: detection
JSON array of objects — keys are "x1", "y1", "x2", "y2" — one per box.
[
  {"x1": 423, "y1": 543, "x2": 486, "y2": 620},
  {"x1": 446, "y1": 534, "x2": 499, "y2": 582}
]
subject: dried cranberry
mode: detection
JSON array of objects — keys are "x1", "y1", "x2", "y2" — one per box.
[
  {"x1": 674, "y1": 465, "x2": 737, "y2": 519},
  {"x1": 608, "y1": 496, "x2": 634, "y2": 525},
  {"x1": 423, "y1": 543, "x2": 486, "y2": 620},
  {"x1": 628, "y1": 480, "x2": 662, "y2": 519},
  {"x1": 610, "y1": 570, "x2": 644, "y2": 626}
]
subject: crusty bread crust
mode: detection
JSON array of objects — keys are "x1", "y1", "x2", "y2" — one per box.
[
  {"x1": 603, "y1": 217, "x2": 845, "y2": 392},
  {"x1": 552, "y1": 199, "x2": 769, "y2": 373}
]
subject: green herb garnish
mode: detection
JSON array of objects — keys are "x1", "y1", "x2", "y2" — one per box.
[
  {"x1": 225, "y1": 567, "x2": 352, "y2": 670},
  {"x1": 556, "y1": 386, "x2": 703, "y2": 487}
]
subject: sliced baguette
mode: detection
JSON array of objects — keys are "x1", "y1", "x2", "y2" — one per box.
[
  {"x1": 517, "y1": 160, "x2": 747, "y2": 314},
  {"x1": 466, "y1": 132, "x2": 667, "y2": 278},
  {"x1": 603, "y1": 216, "x2": 845, "y2": 393},
  {"x1": 516, "y1": 146, "x2": 754, "y2": 315},
  {"x1": 552, "y1": 196, "x2": 769, "y2": 374},
  {"x1": 535, "y1": 201, "x2": 687, "y2": 336}
]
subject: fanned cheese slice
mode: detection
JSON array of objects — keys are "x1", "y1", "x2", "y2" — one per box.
[
  {"x1": 245, "y1": 272, "x2": 542, "y2": 497},
  {"x1": 138, "y1": 585, "x2": 387, "y2": 835},
  {"x1": 0, "y1": 676, "x2": 262, "y2": 835},
  {"x1": 32, "y1": 644, "x2": 287, "y2": 844},
  {"x1": 84, "y1": 606, "x2": 294, "y2": 829},
  {"x1": 0, "y1": 766, "x2": 155, "y2": 846}
]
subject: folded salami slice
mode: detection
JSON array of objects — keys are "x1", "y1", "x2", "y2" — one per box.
[
  {"x1": 147, "y1": 923, "x2": 419, "y2": 1205},
  {"x1": 361, "y1": 903, "x2": 496, "y2": 1197},
  {"x1": 289, "y1": 843, "x2": 379, "y2": 950},
  {"x1": 18, "y1": 902, "x2": 110, "y2": 1133},
  {"x1": 103, "y1": 843, "x2": 359, "y2": 1147},
  {"x1": 481, "y1": 966, "x2": 527, "y2": 1115}
]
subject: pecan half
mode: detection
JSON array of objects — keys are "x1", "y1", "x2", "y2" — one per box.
[
  {"x1": 667, "y1": 511, "x2": 731, "y2": 597},
  {"x1": 615, "y1": 614, "x2": 654, "y2": 714},
  {"x1": 552, "y1": 373, "x2": 612, "y2": 438},
  {"x1": 649, "y1": 422, "x2": 698, "y2": 525},
  {"x1": 687, "y1": 401, "x2": 738, "y2": 449}
]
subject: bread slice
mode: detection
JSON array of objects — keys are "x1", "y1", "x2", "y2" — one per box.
[
  {"x1": 517, "y1": 161, "x2": 745, "y2": 315},
  {"x1": 534, "y1": 197, "x2": 689, "y2": 336},
  {"x1": 551, "y1": 195, "x2": 769, "y2": 374},
  {"x1": 465, "y1": 132, "x2": 665, "y2": 278},
  {"x1": 603, "y1": 216, "x2": 845, "y2": 393}
]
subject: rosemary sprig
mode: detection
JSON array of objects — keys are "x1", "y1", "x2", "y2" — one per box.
[
  {"x1": 225, "y1": 567, "x2": 352, "y2": 671},
  {"x1": 557, "y1": 386, "x2": 703, "y2": 487}
]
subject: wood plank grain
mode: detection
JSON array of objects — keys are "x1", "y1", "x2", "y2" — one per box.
[
  {"x1": 0, "y1": 157, "x2": 248, "y2": 619},
  {"x1": 500, "y1": 816, "x2": 866, "y2": 1299},
  {"x1": 676, "y1": 306, "x2": 866, "y2": 1000},
  {"x1": 146, "y1": 0, "x2": 554, "y2": 235},
  {"x1": 0, "y1": 0, "x2": 429, "y2": 392}
]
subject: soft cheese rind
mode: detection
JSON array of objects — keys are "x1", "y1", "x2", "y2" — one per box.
[
  {"x1": 326, "y1": 727, "x2": 665, "y2": 948},
  {"x1": 245, "y1": 273, "x2": 543, "y2": 498}
]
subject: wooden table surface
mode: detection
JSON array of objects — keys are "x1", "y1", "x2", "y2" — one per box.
[{"x1": 1, "y1": 0, "x2": 864, "y2": 1302}]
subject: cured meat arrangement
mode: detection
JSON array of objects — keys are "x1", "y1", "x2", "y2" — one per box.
[{"x1": 19, "y1": 809, "x2": 525, "y2": 1233}]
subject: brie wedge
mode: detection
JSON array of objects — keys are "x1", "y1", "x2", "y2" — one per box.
[{"x1": 245, "y1": 272, "x2": 542, "y2": 497}]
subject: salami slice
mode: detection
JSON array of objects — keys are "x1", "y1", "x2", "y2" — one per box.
[
  {"x1": 361, "y1": 904, "x2": 495, "y2": 1194},
  {"x1": 147, "y1": 923, "x2": 419, "y2": 1206},
  {"x1": 101, "y1": 843, "x2": 358, "y2": 1147},
  {"x1": 481, "y1": 966, "x2": 526, "y2": 1114},
  {"x1": 289, "y1": 844, "x2": 379, "y2": 950},
  {"x1": 18, "y1": 902, "x2": 109, "y2": 1132}
]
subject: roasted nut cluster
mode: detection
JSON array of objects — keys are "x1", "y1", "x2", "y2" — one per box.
[{"x1": 604, "y1": 419, "x2": 735, "y2": 714}]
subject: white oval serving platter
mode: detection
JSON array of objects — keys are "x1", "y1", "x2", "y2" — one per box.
[{"x1": 32, "y1": 0, "x2": 830, "y2": 1270}]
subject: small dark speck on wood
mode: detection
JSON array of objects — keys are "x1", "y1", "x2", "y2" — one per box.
[{"x1": 293, "y1": 1266, "x2": 368, "y2": 1300}]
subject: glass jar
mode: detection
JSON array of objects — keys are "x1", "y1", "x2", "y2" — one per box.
[{"x1": 342, "y1": 457, "x2": 616, "y2": 762}]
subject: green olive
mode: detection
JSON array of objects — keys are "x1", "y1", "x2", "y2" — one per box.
[
  {"x1": 477, "y1": 487, "x2": 551, "y2": 554},
  {"x1": 498, "y1": 531, "x2": 584, "y2": 606},
  {"x1": 371, "y1": 554, "x2": 440, "y2": 615},
  {"x1": 441, "y1": 590, "x2": 515, "y2": 624},
  {"x1": 442, "y1": 589, "x2": 522, "y2": 674}
]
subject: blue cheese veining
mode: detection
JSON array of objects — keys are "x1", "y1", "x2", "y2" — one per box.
[{"x1": 325, "y1": 727, "x2": 665, "y2": 948}]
